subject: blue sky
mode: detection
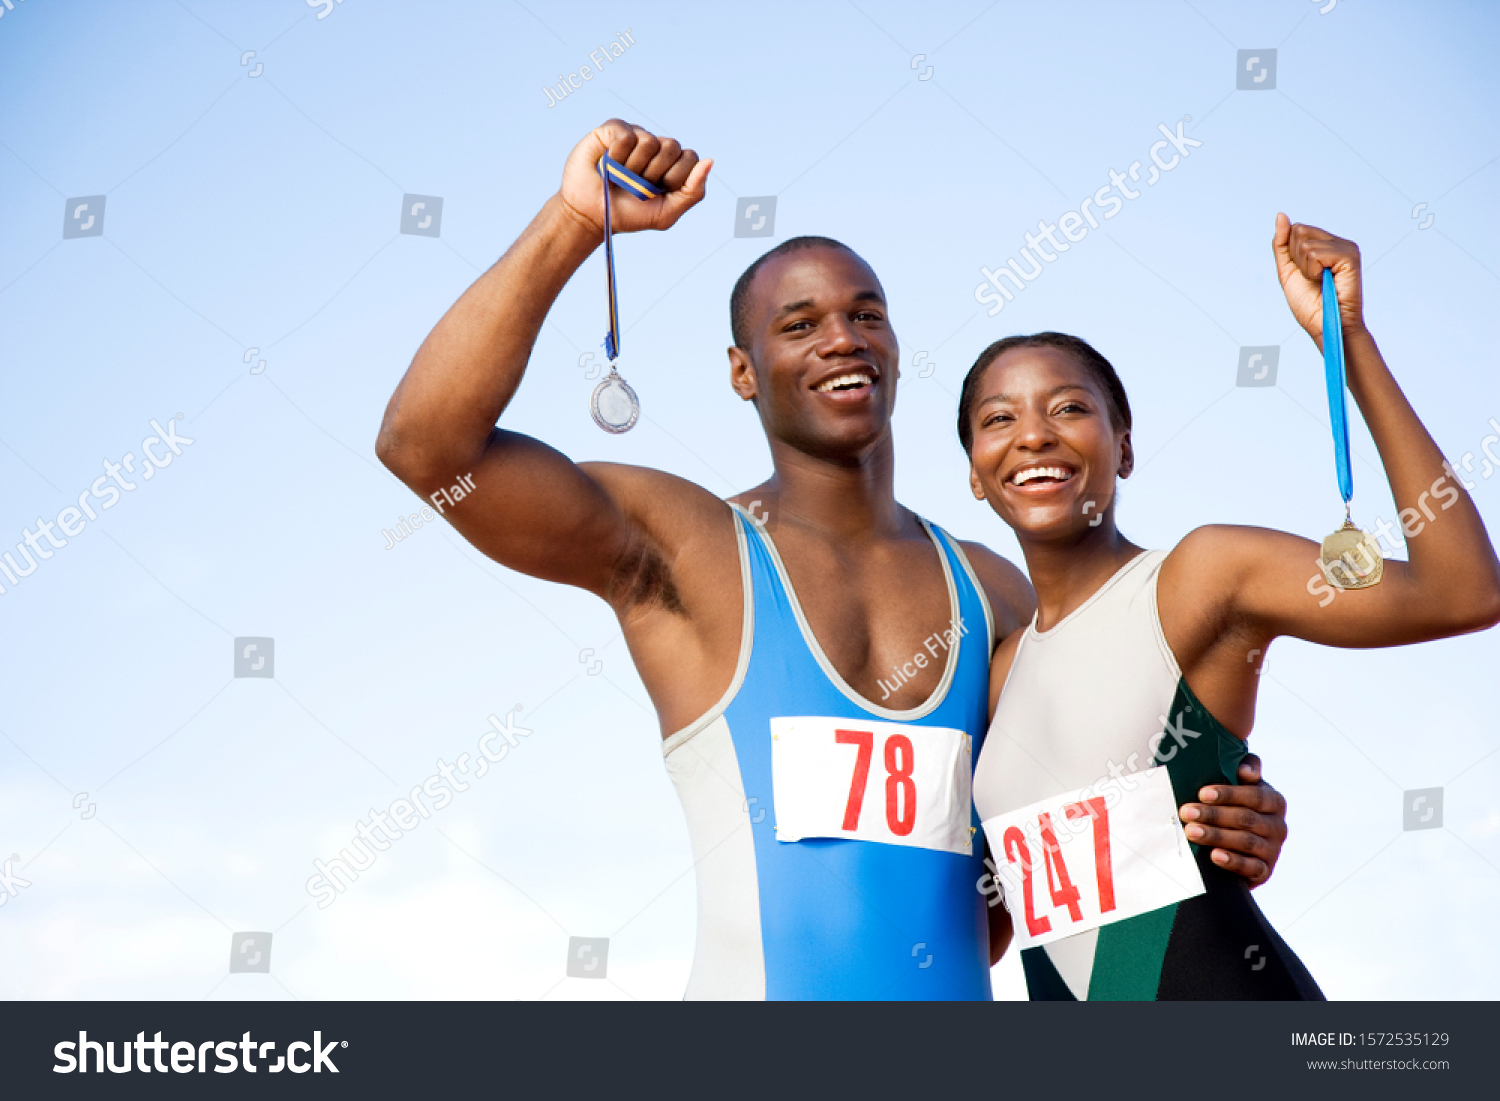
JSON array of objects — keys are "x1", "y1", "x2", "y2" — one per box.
[{"x1": 1, "y1": 0, "x2": 1497, "y2": 1000}]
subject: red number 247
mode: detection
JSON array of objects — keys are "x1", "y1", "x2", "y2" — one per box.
[{"x1": 1003, "y1": 797, "x2": 1116, "y2": 937}]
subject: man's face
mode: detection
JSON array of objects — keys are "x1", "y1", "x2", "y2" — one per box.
[{"x1": 730, "y1": 248, "x2": 900, "y2": 461}]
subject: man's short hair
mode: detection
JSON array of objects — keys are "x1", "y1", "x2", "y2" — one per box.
[{"x1": 729, "y1": 236, "x2": 859, "y2": 351}]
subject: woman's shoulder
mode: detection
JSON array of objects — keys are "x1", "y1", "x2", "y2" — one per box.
[
  {"x1": 986, "y1": 625, "x2": 1028, "y2": 720},
  {"x1": 1163, "y1": 524, "x2": 1315, "y2": 582}
]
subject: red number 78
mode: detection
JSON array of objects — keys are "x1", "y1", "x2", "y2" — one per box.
[{"x1": 835, "y1": 729, "x2": 917, "y2": 837}]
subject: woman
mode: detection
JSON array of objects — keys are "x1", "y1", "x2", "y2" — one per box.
[{"x1": 962, "y1": 215, "x2": 1500, "y2": 1000}]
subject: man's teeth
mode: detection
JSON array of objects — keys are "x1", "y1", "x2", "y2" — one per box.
[
  {"x1": 815, "y1": 372, "x2": 873, "y2": 392},
  {"x1": 1010, "y1": 466, "x2": 1074, "y2": 486}
]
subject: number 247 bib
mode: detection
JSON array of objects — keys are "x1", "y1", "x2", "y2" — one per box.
[
  {"x1": 770, "y1": 716, "x2": 973, "y2": 856},
  {"x1": 982, "y1": 767, "x2": 1205, "y2": 950}
]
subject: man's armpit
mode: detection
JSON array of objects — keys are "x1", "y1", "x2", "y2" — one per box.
[{"x1": 606, "y1": 536, "x2": 687, "y2": 616}]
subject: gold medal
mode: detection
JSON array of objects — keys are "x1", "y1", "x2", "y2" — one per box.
[{"x1": 1320, "y1": 518, "x2": 1383, "y2": 590}]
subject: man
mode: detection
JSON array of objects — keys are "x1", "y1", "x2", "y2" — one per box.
[{"x1": 375, "y1": 120, "x2": 1287, "y2": 999}]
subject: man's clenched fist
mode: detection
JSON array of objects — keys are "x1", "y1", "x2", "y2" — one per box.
[{"x1": 558, "y1": 119, "x2": 711, "y2": 238}]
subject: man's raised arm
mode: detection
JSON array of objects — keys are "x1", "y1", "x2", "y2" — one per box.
[{"x1": 374, "y1": 121, "x2": 712, "y2": 598}]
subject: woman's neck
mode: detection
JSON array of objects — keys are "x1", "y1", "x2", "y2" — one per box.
[{"x1": 1020, "y1": 524, "x2": 1145, "y2": 631}]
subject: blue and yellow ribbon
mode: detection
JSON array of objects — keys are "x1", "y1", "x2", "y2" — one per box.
[{"x1": 599, "y1": 155, "x2": 664, "y2": 360}]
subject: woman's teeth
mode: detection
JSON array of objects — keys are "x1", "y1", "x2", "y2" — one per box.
[{"x1": 1010, "y1": 466, "x2": 1074, "y2": 486}]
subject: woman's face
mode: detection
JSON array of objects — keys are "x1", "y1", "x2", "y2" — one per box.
[{"x1": 966, "y1": 346, "x2": 1132, "y2": 542}]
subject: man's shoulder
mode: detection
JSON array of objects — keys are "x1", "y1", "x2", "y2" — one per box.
[
  {"x1": 950, "y1": 537, "x2": 1037, "y2": 636},
  {"x1": 578, "y1": 461, "x2": 735, "y2": 529}
]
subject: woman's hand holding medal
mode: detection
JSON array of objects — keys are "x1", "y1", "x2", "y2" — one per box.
[
  {"x1": 1274, "y1": 214, "x2": 1385, "y2": 588},
  {"x1": 1273, "y1": 213, "x2": 1364, "y2": 351}
]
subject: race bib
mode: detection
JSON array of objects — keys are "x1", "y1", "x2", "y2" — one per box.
[
  {"x1": 982, "y1": 767, "x2": 1204, "y2": 950},
  {"x1": 770, "y1": 716, "x2": 973, "y2": 856}
]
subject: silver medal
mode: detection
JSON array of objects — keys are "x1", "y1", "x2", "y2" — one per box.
[{"x1": 590, "y1": 368, "x2": 639, "y2": 434}]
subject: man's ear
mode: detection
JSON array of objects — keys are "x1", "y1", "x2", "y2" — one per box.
[
  {"x1": 729, "y1": 346, "x2": 758, "y2": 402},
  {"x1": 1118, "y1": 431, "x2": 1134, "y2": 479}
]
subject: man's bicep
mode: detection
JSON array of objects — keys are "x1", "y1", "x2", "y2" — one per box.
[
  {"x1": 987, "y1": 629, "x2": 1023, "y2": 720},
  {"x1": 409, "y1": 428, "x2": 639, "y2": 596}
]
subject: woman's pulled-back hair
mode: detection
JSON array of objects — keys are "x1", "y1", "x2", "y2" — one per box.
[{"x1": 956, "y1": 332, "x2": 1131, "y2": 454}]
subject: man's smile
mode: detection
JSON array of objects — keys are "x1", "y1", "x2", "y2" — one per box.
[{"x1": 810, "y1": 364, "x2": 880, "y2": 402}]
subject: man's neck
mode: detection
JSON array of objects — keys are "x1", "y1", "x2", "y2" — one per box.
[{"x1": 750, "y1": 434, "x2": 910, "y2": 542}]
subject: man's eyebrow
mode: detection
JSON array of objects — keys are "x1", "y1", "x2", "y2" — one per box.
[
  {"x1": 773, "y1": 289, "x2": 885, "y2": 320},
  {"x1": 976, "y1": 384, "x2": 1091, "y2": 408}
]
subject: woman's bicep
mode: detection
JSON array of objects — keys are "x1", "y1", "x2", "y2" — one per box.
[{"x1": 1208, "y1": 525, "x2": 1456, "y2": 649}]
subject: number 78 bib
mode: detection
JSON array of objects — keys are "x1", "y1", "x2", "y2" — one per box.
[
  {"x1": 982, "y1": 767, "x2": 1204, "y2": 950},
  {"x1": 770, "y1": 716, "x2": 973, "y2": 856}
]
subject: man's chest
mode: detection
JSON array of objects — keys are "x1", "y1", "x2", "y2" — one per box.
[{"x1": 776, "y1": 535, "x2": 961, "y2": 710}]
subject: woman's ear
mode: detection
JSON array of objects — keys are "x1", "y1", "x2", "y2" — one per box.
[
  {"x1": 1117, "y1": 431, "x2": 1134, "y2": 479},
  {"x1": 728, "y1": 346, "x2": 758, "y2": 402},
  {"x1": 969, "y1": 464, "x2": 987, "y2": 501}
]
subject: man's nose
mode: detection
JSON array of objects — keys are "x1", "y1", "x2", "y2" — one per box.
[{"x1": 817, "y1": 314, "x2": 866, "y2": 355}]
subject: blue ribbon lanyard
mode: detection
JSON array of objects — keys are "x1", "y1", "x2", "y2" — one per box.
[
  {"x1": 1321, "y1": 267, "x2": 1354, "y2": 519},
  {"x1": 598, "y1": 155, "x2": 663, "y2": 360}
]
